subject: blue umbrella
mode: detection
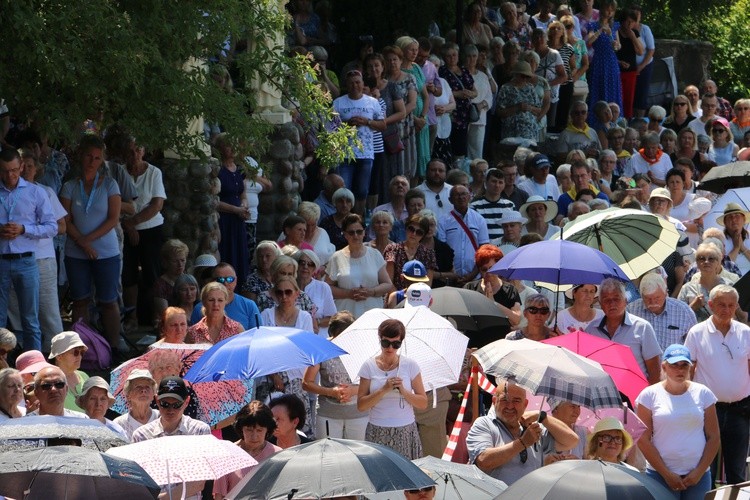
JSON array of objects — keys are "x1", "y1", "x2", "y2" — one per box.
[
  {"x1": 184, "y1": 326, "x2": 348, "y2": 383},
  {"x1": 489, "y1": 239, "x2": 629, "y2": 288}
]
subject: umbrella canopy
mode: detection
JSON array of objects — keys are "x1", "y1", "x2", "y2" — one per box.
[
  {"x1": 332, "y1": 307, "x2": 470, "y2": 389},
  {"x1": 396, "y1": 286, "x2": 510, "y2": 333},
  {"x1": 0, "y1": 415, "x2": 127, "y2": 451},
  {"x1": 0, "y1": 446, "x2": 160, "y2": 500},
  {"x1": 184, "y1": 327, "x2": 347, "y2": 383},
  {"x1": 106, "y1": 434, "x2": 257, "y2": 486},
  {"x1": 558, "y1": 208, "x2": 680, "y2": 280},
  {"x1": 706, "y1": 480, "x2": 750, "y2": 499},
  {"x1": 734, "y1": 271, "x2": 750, "y2": 312},
  {"x1": 495, "y1": 459, "x2": 673, "y2": 499},
  {"x1": 698, "y1": 161, "x2": 750, "y2": 194},
  {"x1": 226, "y1": 438, "x2": 435, "y2": 500},
  {"x1": 489, "y1": 240, "x2": 629, "y2": 290},
  {"x1": 473, "y1": 339, "x2": 622, "y2": 411},
  {"x1": 703, "y1": 187, "x2": 750, "y2": 231},
  {"x1": 541, "y1": 330, "x2": 648, "y2": 405},
  {"x1": 366, "y1": 455, "x2": 507, "y2": 499}
]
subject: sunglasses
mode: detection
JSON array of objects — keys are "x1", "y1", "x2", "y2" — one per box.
[
  {"x1": 406, "y1": 486, "x2": 435, "y2": 494},
  {"x1": 70, "y1": 348, "x2": 86, "y2": 357},
  {"x1": 159, "y1": 400, "x2": 183, "y2": 409},
  {"x1": 345, "y1": 229, "x2": 365, "y2": 236},
  {"x1": 526, "y1": 307, "x2": 550, "y2": 315},
  {"x1": 697, "y1": 256, "x2": 718, "y2": 263},
  {"x1": 215, "y1": 276, "x2": 236, "y2": 284},
  {"x1": 712, "y1": 128, "x2": 726, "y2": 134},
  {"x1": 274, "y1": 288, "x2": 295, "y2": 297},
  {"x1": 380, "y1": 338, "x2": 403, "y2": 349},
  {"x1": 407, "y1": 225, "x2": 425, "y2": 236},
  {"x1": 38, "y1": 381, "x2": 66, "y2": 391},
  {"x1": 435, "y1": 194, "x2": 443, "y2": 208},
  {"x1": 673, "y1": 102, "x2": 688, "y2": 107},
  {"x1": 298, "y1": 260, "x2": 316, "y2": 268}
]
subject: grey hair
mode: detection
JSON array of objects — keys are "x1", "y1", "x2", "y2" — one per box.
[
  {"x1": 462, "y1": 44, "x2": 479, "y2": 59},
  {"x1": 0, "y1": 368, "x2": 20, "y2": 390},
  {"x1": 641, "y1": 132, "x2": 660, "y2": 146},
  {"x1": 522, "y1": 50, "x2": 540, "y2": 65},
  {"x1": 648, "y1": 105, "x2": 667, "y2": 121},
  {"x1": 293, "y1": 248, "x2": 321, "y2": 270},
  {"x1": 418, "y1": 209, "x2": 438, "y2": 226},
  {"x1": 599, "y1": 278, "x2": 626, "y2": 299},
  {"x1": 639, "y1": 273, "x2": 668, "y2": 296},
  {"x1": 332, "y1": 187, "x2": 355, "y2": 204},
  {"x1": 0, "y1": 328, "x2": 16, "y2": 350},
  {"x1": 514, "y1": 146, "x2": 534, "y2": 166},
  {"x1": 696, "y1": 242, "x2": 722, "y2": 261},
  {"x1": 253, "y1": 240, "x2": 281, "y2": 266},
  {"x1": 588, "y1": 198, "x2": 609, "y2": 210},
  {"x1": 556, "y1": 163, "x2": 571, "y2": 177},
  {"x1": 703, "y1": 237, "x2": 725, "y2": 254},
  {"x1": 524, "y1": 293, "x2": 550, "y2": 308},
  {"x1": 599, "y1": 149, "x2": 617, "y2": 161},
  {"x1": 490, "y1": 37, "x2": 505, "y2": 49},
  {"x1": 271, "y1": 254, "x2": 298, "y2": 278},
  {"x1": 709, "y1": 284, "x2": 738, "y2": 302},
  {"x1": 371, "y1": 210, "x2": 395, "y2": 225},
  {"x1": 297, "y1": 201, "x2": 321, "y2": 223}
]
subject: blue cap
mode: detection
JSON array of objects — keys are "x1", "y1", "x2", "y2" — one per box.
[
  {"x1": 402, "y1": 260, "x2": 429, "y2": 282},
  {"x1": 662, "y1": 344, "x2": 692, "y2": 365}
]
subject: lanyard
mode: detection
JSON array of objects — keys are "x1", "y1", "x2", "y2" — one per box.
[{"x1": 79, "y1": 171, "x2": 100, "y2": 214}]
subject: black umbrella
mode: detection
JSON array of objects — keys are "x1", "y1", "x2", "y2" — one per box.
[
  {"x1": 0, "y1": 445, "x2": 160, "y2": 500},
  {"x1": 226, "y1": 438, "x2": 435, "y2": 500},
  {"x1": 494, "y1": 459, "x2": 673, "y2": 499},
  {"x1": 734, "y1": 270, "x2": 750, "y2": 312},
  {"x1": 697, "y1": 161, "x2": 750, "y2": 194}
]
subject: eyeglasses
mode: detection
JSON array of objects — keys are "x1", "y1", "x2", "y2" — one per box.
[
  {"x1": 526, "y1": 307, "x2": 550, "y2": 315},
  {"x1": 380, "y1": 338, "x2": 403, "y2": 349},
  {"x1": 298, "y1": 260, "x2": 316, "y2": 268},
  {"x1": 274, "y1": 288, "x2": 295, "y2": 297},
  {"x1": 345, "y1": 228, "x2": 365, "y2": 236},
  {"x1": 159, "y1": 400, "x2": 183, "y2": 409},
  {"x1": 215, "y1": 276, "x2": 236, "y2": 284},
  {"x1": 406, "y1": 486, "x2": 435, "y2": 494},
  {"x1": 407, "y1": 225, "x2": 425, "y2": 236},
  {"x1": 696, "y1": 256, "x2": 718, "y2": 263},
  {"x1": 598, "y1": 434, "x2": 624, "y2": 444},
  {"x1": 38, "y1": 381, "x2": 66, "y2": 391},
  {"x1": 722, "y1": 342, "x2": 734, "y2": 360},
  {"x1": 70, "y1": 348, "x2": 86, "y2": 357}
]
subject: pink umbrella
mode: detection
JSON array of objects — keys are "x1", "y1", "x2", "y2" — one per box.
[{"x1": 541, "y1": 330, "x2": 648, "y2": 405}]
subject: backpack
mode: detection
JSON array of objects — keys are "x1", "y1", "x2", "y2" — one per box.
[{"x1": 72, "y1": 319, "x2": 113, "y2": 371}]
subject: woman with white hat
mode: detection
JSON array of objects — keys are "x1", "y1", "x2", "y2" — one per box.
[
  {"x1": 112, "y1": 369, "x2": 159, "y2": 440},
  {"x1": 520, "y1": 195, "x2": 561, "y2": 240},
  {"x1": 76, "y1": 376, "x2": 129, "y2": 441},
  {"x1": 49, "y1": 331, "x2": 89, "y2": 412},
  {"x1": 719, "y1": 202, "x2": 750, "y2": 276},
  {"x1": 555, "y1": 284, "x2": 604, "y2": 334}
]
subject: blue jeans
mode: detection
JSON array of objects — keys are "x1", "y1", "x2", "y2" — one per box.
[
  {"x1": 337, "y1": 158, "x2": 373, "y2": 199},
  {"x1": 0, "y1": 255, "x2": 41, "y2": 351},
  {"x1": 714, "y1": 403, "x2": 750, "y2": 484},
  {"x1": 646, "y1": 469, "x2": 711, "y2": 500}
]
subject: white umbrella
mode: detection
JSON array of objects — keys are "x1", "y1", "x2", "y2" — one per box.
[
  {"x1": 332, "y1": 307, "x2": 470, "y2": 390},
  {"x1": 703, "y1": 187, "x2": 750, "y2": 230},
  {"x1": 106, "y1": 434, "x2": 257, "y2": 485}
]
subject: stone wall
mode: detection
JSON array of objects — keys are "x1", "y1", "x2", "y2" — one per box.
[{"x1": 654, "y1": 39, "x2": 714, "y2": 91}]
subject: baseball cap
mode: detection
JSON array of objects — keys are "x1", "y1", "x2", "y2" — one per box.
[
  {"x1": 157, "y1": 376, "x2": 189, "y2": 403},
  {"x1": 662, "y1": 344, "x2": 692, "y2": 365},
  {"x1": 194, "y1": 254, "x2": 218, "y2": 268},
  {"x1": 402, "y1": 260, "x2": 429, "y2": 282},
  {"x1": 526, "y1": 153, "x2": 552, "y2": 170},
  {"x1": 125, "y1": 369, "x2": 157, "y2": 393},
  {"x1": 405, "y1": 282, "x2": 432, "y2": 308}
]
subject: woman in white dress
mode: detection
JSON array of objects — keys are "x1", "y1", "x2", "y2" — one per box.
[{"x1": 555, "y1": 284, "x2": 604, "y2": 334}]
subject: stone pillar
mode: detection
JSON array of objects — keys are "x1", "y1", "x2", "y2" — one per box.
[{"x1": 654, "y1": 39, "x2": 714, "y2": 91}]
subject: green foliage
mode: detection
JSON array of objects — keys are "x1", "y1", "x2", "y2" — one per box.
[{"x1": 0, "y1": 0, "x2": 354, "y2": 168}]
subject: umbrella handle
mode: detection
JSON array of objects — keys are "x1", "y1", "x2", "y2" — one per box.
[{"x1": 288, "y1": 489, "x2": 299, "y2": 499}]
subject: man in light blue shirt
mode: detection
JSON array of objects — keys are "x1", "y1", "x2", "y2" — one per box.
[
  {"x1": 191, "y1": 262, "x2": 261, "y2": 330},
  {"x1": 437, "y1": 184, "x2": 489, "y2": 283},
  {"x1": 0, "y1": 148, "x2": 57, "y2": 351}
]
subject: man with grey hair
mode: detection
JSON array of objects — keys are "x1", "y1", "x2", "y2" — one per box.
[
  {"x1": 585, "y1": 278, "x2": 662, "y2": 384},
  {"x1": 627, "y1": 273, "x2": 697, "y2": 350},
  {"x1": 556, "y1": 101, "x2": 601, "y2": 160},
  {"x1": 31, "y1": 366, "x2": 87, "y2": 417},
  {"x1": 684, "y1": 284, "x2": 750, "y2": 484},
  {"x1": 369, "y1": 175, "x2": 409, "y2": 241}
]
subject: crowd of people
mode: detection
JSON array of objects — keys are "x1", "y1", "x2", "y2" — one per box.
[{"x1": 1, "y1": 0, "x2": 750, "y2": 498}]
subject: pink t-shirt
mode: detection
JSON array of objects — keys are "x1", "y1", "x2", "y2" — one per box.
[{"x1": 213, "y1": 440, "x2": 282, "y2": 496}]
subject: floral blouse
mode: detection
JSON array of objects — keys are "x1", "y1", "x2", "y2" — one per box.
[
  {"x1": 383, "y1": 242, "x2": 438, "y2": 291},
  {"x1": 186, "y1": 316, "x2": 243, "y2": 344},
  {"x1": 439, "y1": 65, "x2": 475, "y2": 130}
]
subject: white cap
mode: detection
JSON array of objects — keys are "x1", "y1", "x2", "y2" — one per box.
[{"x1": 405, "y1": 282, "x2": 432, "y2": 308}]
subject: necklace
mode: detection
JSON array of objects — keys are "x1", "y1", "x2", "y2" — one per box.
[
  {"x1": 276, "y1": 308, "x2": 297, "y2": 326},
  {"x1": 378, "y1": 355, "x2": 399, "y2": 376}
]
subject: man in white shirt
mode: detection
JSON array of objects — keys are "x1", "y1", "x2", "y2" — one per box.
[
  {"x1": 684, "y1": 285, "x2": 750, "y2": 485},
  {"x1": 437, "y1": 185, "x2": 489, "y2": 284},
  {"x1": 417, "y1": 158, "x2": 453, "y2": 219},
  {"x1": 517, "y1": 153, "x2": 560, "y2": 202},
  {"x1": 687, "y1": 93, "x2": 718, "y2": 138}
]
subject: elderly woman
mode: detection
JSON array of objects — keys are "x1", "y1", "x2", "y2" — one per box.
[
  {"x1": 520, "y1": 196, "x2": 561, "y2": 240},
  {"x1": 268, "y1": 394, "x2": 314, "y2": 448},
  {"x1": 586, "y1": 417, "x2": 635, "y2": 465},
  {"x1": 506, "y1": 294, "x2": 554, "y2": 340},
  {"x1": 0, "y1": 368, "x2": 24, "y2": 419},
  {"x1": 326, "y1": 214, "x2": 394, "y2": 318},
  {"x1": 439, "y1": 42, "x2": 476, "y2": 167},
  {"x1": 320, "y1": 187, "x2": 356, "y2": 251},
  {"x1": 297, "y1": 201, "x2": 334, "y2": 265},
  {"x1": 463, "y1": 44, "x2": 493, "y2": 160},
  {"x1": 112, "y1": 369, "x2": 159, "y2": 439},
  {"x1": 663, "y1": 94, "x2": 696, "y2": 134},
  {"x1": 242, "y1": 240, "x2": 281, "y2": 302},
  {"x1": 304, "y1": 311, "x2": 369, "y2": 439},
  {"x1": 720, "y1": 203, "x2": 750, "y2": 276},
  {"x1": 279, "y1": 214, "x2": 314, "y2": 251},
  {"x1": 496, "y1": 61, "x2": 543, "y2": 141},
  {"x1": 731, "y1": 98, "x2": 750, "y2": 145},
  {"x1": 532, "y1": 28, "x2": 567, "y2": 131},
  {"x1": 418, "y1": 209, "x2": 455, "y2": 288},
  {"x1": 0, "y1": 329, "x2": 15, "y2": 370},
  {"x1": 152, "y1": 307, "x2": 189, "y2": 346},
  {"x1": 383, "y1": 45, "x2": 418, "y2": 179},
  {"x1": 294, "y1": 249, "x2": 336, "y2": 331},
  {"x1": 153, "y1": 239, "x2": 189, "y2": 321},
  {"x1": 368, "y1": 210, "x2": 395, "y2": 256},
  {"x1": 169, "y1": 274, "x2": 199, "y2": 321},
  {"x1": 60, "y1": 134, "x2": 121, "y2": 348},
  {"x1": 707, "y1": 117, "x2": 739, "y2": 167},
  {"x1": 49, "y1": 331, "x2": 89, "y2": 411},
  {"x1": 358, "y1": 319, "x2": 427, "y2": 459},
  {"x1": 396, "y1": 36, "x2": 430, "y2": 179},
  {"x1": 186, "y1": 282, "x2": 243, "y2": 344},
  {"x1": 76, "y1": 376, "x2": 128, "y2": 440},
  {"x1": 636, "y1": 344, "x2": 719, "y2": 497},
  {"x1": 213, "y1": 401, "x2": 282, "y2": 499},
  {"x1": 543, "y1": 399, "x2": 587, "y2": 462},
  {"x1": 556, "y1": 284, "x2": 604, "y2": 334},
  {"x1": 678, "y1": 243, "x2": 737, "y2": 322},
  {"x1": 384, "y1": 214, "x2": 437, "y2": 291},
  {"x1": 628, "y1": 131, "x2": 673, "y2": 187}
]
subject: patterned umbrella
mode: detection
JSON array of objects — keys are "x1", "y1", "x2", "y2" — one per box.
[
  {"x1": 0, "y1": 416, "x2": 127, "y2": 452},
  {"x1": 472, "y1": 339, "x2": 622, "y2": 411}
]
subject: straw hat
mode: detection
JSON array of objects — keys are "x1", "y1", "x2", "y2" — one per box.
[
  {"x1": 717, "y1": 202, "x2": 750, "y2": 226},
  {"x1": 519, "y1": 195, "x2": 558, "y2": 223},
  {"x1": 511, "y1": 61, "x2": 535, "y2": 78},
  {"x1": 648, "y1": 188, "x2": 672, "y2": 205},
  {"x1": 587, "y1": 416, "x2": 634, "y2": 452}
]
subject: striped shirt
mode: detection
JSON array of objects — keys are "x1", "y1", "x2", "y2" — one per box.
[
  {"x1": 372, "y1": 98, "x2": 386, "y2": 153},
  {"x1": 627, "y1": 298, "x2": 698, "y2": 351},
  {"x1": 470, "y1": 197, "x2": 515, "y2": 241}
]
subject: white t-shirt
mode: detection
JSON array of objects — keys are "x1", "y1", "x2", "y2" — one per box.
[
  {"x1": 635, "y1": 382, "x2": 717, "y2": 475},
  {"x1": 517, "y1": 175, "x2": 561, "y2": 202},
  {"x1": 38, "y1": 184, "x2": 67, "y2": 259},
  {"x1": 434, "y1": 77, "x2": 453, "y2": 139},
  {"x1": 130, "y1": 163, "x2": 166, "y2": 230},
  {"x1": 327, "y1": 246, "x2": 387, "y2": 319},
  {"x1": 555, "y1": 307, "x2": 605, "y2": 334},
  {"x1": 332, "y1": 94, "x2": 384, "y2": 159},
  {"x1": 358, "y1": 356, "x2": 421, "y2": 427},
  {"x1": 243, "y1": 159, "x2": 263, "y2": 224},
  {"x1": 113, "y1": 409, "x2": 160, "y2": 440}
]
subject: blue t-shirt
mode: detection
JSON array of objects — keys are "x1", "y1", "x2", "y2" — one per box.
[
  {"x1": 191, "y1": 294, "x2": 261, "y2": 330},
  {"x1": 60, "y1": 175, "x2": 121, "y2": 259}
]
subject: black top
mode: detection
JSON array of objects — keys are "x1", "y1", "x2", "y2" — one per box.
[{"x1": 615, "y1": 28, "x2": 640, "y2": 73}]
